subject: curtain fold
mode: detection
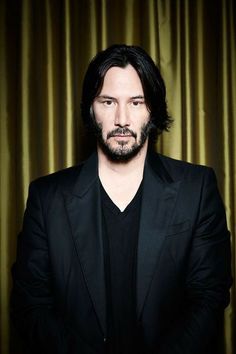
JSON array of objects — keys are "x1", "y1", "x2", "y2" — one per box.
[
  {"x1": 0, "y1": 1, "x2": 235, "y2": 353},
  {"x1": 221, "y1": 1, "x2": 236, "y2": 351}
]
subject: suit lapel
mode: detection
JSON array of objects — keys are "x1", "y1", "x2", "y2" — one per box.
[
  {"x1": 64, "y1": 153, "x2": 107, "y2": 335},
  {"x1": 63, "y1": 152, "x2": 180, "y2": 330},
  {"x1": 137, "y1": 153, "x2": 180, "y2": 317}
]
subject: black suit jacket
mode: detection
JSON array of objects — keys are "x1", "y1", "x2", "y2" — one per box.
[{"x1": 11, "y1": 152, "x2": 232, "y2": 354}]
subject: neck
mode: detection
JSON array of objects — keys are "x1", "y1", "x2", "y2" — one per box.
[{"x1": 97, "y1": 142, "x2": 148, "y2": 211}]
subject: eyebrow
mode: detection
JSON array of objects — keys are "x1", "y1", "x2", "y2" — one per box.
[
  {"x1": 96, "y1": 95, "x2": 145, "y2": 100},
  {"x1": 96, "y1": 95, "x2": 114, "y2": 100}
]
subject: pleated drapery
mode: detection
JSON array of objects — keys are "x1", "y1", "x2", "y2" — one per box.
[{"x1": 0, "y1": 1, "x2": 235, "y2": 353}]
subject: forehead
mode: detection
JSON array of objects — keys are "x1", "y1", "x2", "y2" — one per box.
[{"x1": 100, "y1": 64, "x2": 144, "y2": 95}]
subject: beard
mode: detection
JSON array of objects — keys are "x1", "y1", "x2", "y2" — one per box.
[{"x1": 93, "y1": 120, "x2": 154, "y2": 162}]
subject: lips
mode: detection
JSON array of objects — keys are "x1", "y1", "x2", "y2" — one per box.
[
  {"x1": 112, "y1": 134, "x2": 132, "y2": 137},
  {"x1": 107, "y1": 128, "x2": 137, "y2": 139}
]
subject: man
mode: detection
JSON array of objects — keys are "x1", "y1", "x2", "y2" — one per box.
[{"x1": 11, "y1": 44, "x2": 232, "y2": 354}]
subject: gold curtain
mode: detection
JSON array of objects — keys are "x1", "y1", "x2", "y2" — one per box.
[{"x1": 0, "y1": 0, "x2": 235, "y2": 353}]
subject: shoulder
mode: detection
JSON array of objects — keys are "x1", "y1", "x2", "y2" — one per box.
[
  {"x1": 27, "y1": 152, "x2": 98, "y2": 205},
  {"x1": 27, "y1": 161, "x2": 88, "y2": 210},
  {"x1": 30, "y1": 163, "x2": 83, "y2": 193},
  {"x1": 154, "y1": 153, "x2": 223, "y2": 208},
  {"x1": 155, "y1": 153, "x2": 227, "y2": 221},
  {"x1": 156, "y1": 153, "x2": 215, "y2": 182}
]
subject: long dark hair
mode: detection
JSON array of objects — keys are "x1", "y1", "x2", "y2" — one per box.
[{"x1": 81, "y1": 44, "x2": 172, "y2": 142}]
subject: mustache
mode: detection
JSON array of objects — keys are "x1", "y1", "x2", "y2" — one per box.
[{"x1": 107, "y1": 128, "x2": 137, "y2": 139}]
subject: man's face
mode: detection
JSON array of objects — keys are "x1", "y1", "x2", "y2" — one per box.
[{"x1": 92, "y1": 65, "x2": 151, "y2": 161}]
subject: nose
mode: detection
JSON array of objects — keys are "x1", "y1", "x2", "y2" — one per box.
[{"x1": 114, "y1": 104, "x2": 130, "y2": 127}]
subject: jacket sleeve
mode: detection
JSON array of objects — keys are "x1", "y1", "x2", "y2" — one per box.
[
  {"x1": 159, "y1": 168, "x2": 232, "y2": 354},
  {"x1": 10, "y1": 181, "x2": 93, "y2": 354}
]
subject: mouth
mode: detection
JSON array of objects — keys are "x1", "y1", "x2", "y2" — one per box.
[
  {"x1": 112, "y1": 134, "x2": 132, "y2": 138},
  {"x1": 107, "y1": 128, "x2": 137, "y2": 140}
]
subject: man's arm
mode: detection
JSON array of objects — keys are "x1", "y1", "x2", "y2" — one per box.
[
  {"x1": 10, "y1": 181, "x2": 93, "y2": 354},
  {"x1": 159, "y1": 168, "x2": 232, "y2": 354}
]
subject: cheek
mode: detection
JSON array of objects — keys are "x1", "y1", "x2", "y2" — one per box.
[
  {"x1": 134, "y1": 108, "x2": 150, "y2": 121},
  {"x1": 99, "y1": 122, "x2": 110, "y2": 139},
  {"x1": 136, "y1": 114, "x2": 150, "y2": 129},
  {"x1": 92, "y1": 105, "x2": 105, "y2": 124},
  {"x1": 94, "y1": 109, "x2": 110, "y2": 126},
  {"x1": 144, "y1": 110, "x2": 151, "y2": 121}
]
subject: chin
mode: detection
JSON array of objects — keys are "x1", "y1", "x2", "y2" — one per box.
[{"x1": 99, "y1": 141, "x2": 145, "y2": 162}]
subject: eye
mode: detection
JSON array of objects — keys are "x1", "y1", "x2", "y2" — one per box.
[
  {"x1": 131, "y1": 100, "x2": 144, "y2": 107},
  {"x1": 103, "y1": 100, "x2": 114, "y2": 106}
]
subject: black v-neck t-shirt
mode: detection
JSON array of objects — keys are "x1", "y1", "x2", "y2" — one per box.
[{"x1": 101, "y1": 182, "x2": 143, "y2": 354}]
